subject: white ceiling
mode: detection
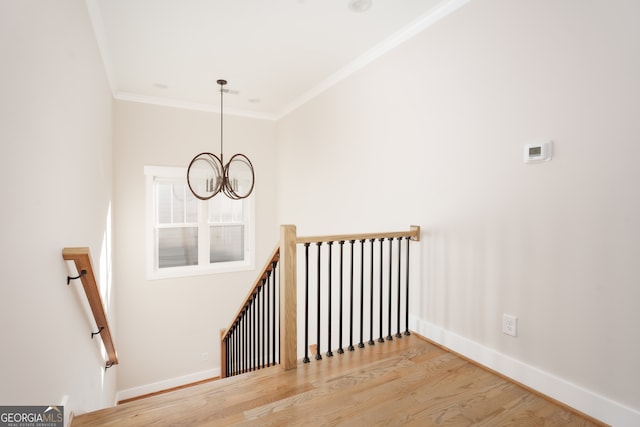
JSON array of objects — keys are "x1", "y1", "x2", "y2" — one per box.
[{"x1": 87, "y1": 0, "x2": 468, "y2": 119}]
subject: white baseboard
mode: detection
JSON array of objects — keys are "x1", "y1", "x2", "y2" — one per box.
[
  {"x1": 115, "y1": 368, "x2": 220, "y2": 403},
  {"x1": 410, "y1": 316, "x2": 640, "y2": 427}
]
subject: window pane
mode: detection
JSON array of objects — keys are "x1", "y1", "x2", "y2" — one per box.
[
  {"x1": 157, "y1": 182, "x2": 172, "y2": 224},
  {"x1": 172, "y1": 183, "x2": 185, "y2": 223},
  {"x1": 185, "y1": 189, "x2": 198, "y2": 223},
  {"x1": 158, "y1": 227, "x2": 198, "y2": 268},
  {"x1": 209, "y1": 197, "x2": 243, "y2": 224},
  {"x1": 210, "y1": 225, "x2": 244, "y2": 263}
]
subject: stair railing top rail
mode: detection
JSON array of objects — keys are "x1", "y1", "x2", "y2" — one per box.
[{"x1": 295, "y1": 225, "x2": 421, "y2": 245}]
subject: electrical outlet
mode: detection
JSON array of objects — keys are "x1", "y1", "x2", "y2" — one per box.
[
  {"x1": 201, "y1": 352, "x2": 208, "y2": 361},
  {"x1": 503, "y1": 314, "x2": 517, "y2": 337}
]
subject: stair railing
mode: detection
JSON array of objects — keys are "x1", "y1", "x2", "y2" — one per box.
[
  {"x1": 293, "y1": 225, "x2": 420, "y2": 364},
  {"x1": 220, "y1": 224, "x2": 420, "y2": 377},
  {"x1": 220, "y1": 246, "x2": 280, "y2": 377}
]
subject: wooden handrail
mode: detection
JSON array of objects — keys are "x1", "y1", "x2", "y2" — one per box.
[
  {"x1": 296, "y1": 225, "x2": 421, "y2": 244},
  {"x1": 62, "y1": 247, "x2": 118, "y2": 368}
]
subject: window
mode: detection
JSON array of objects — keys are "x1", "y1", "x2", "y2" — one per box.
[{"x1": 145, "y1": 166, "x2": 254, "y2": 279}]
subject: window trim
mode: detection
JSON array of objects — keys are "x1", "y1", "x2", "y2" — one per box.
[{"x1": 145, "y1": 165, "x2": 255, "y2": 280}]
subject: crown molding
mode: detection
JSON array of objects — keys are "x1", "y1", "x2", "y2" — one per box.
[
  {"x1": 115, "y1": 91, "x2": 277, "y2": 121},
  {"x1": 275, "y1": 0, "x2": 472, "y2": 119}
]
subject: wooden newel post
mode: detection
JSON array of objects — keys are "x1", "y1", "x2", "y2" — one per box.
[
  {"x1": 280, "y1": 225, "x2": 298, "y2": 370},
  {"x1": 220, "y1": 329, "x2": 227, "y2": 378}
]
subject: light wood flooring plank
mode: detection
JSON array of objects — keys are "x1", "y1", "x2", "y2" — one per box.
[{"x1": 72, "y1": 335, "x2": 606, "y2": 427}]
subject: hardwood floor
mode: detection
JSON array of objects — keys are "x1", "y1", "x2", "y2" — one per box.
[{"x1": 72, "y1": 335, "x2": 606, "y2": 426}]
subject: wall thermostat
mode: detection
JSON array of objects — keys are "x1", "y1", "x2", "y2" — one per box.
[{"x1": 524, "y1": 141, "x2": 553, "y2": 163}]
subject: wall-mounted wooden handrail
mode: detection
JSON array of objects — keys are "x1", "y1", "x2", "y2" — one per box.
[{"x1": 62, "y1": 247, "x2": 118, "y2": 368}]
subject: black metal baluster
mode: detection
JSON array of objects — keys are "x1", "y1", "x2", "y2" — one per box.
[
  {"x1": 242, "y1": 309, "x2": 247, "y2": 374},
  {"x1": 265, "y1": 272, "x2": 271, "y2": 367},
  {"x1": 326, "y1": 242, "x2": 334, "y2": 357},
  {"x1": 368, "y1": 239, "x2": 375, "y2": 346},
  {"x1": 254, "y1": 293, "x2": 258, "y2": 371},
  {"x1": 239, "y1": 320, "x2": 243, "y2": 374},
  {"x1": 358, "y1": 239, "x2": 365, "y2": 349},
  {"x1": 337, "y1": 241, "x2": 345, "y2": 354},
  {"x1": 235, "y1": 321, "x2": 239, "y2": 375},
  {"x1": 238, "y1": 314, "x2": 242, "y2": 374},
  {"x1": 224, "y1": 335, "x2": 228, "y2": 377},
  {"x1": 251, "y1": 300, "x2": 255, "y2": 371},
  {"x1": 255, "y1": 289, "x2": 260, "y2": 370},
  {"x1": 396, "y1": 237, "x2": 402, "y2": 339},
  {"x1": 276, "y1": 260, "x2": 280, "y2": 366},
  {"x1": 255, "y1": 296, "x2": 259, "y2": 370},
  {"x1": 233, "y1": 325, "x2": 237, "y2": 376},
  {"x1": 244, "y1": 306, "x2": 248, "y2": 373},
  {"x1": 251, "y1": 297, "x2": 256, "y2": 371},
  {"x1": 348, "y1": 240, "x2": 355, "y2": 352},
  {"x1": 405, "y1": 237, "x2": 411, "y2": 336},
  {"x1": 387, "y1": 238, "x2": 394, "y2": 341},
  {"x1": 303, "y1": 242, "x2": 311, "y2": 363},
  {"x1": 229, "y1": 327, "x2": 234, "y2": 376},
  {"x1": 272, "y1": 260, "x2": 278, "y2": 364},
  {"x1": 253, "y1": 289, "x2": 260, "y2": 371},
  {"x1": 247, "y1": 306, "x2": 251, "y2": 372},
  {"x1": 228, "y1": 328, "x2": 232, "y2": 377},
  {"x1": 256, "y1": 286, "x2": 260, "y2": 370},
  {"x1": 378, "y1": 238, "x2": 384, "y2": 343},
  {"x1": 316, "y1": 242, "x2": 323, "y2": 360},
  {"x1": 237, "y1": 323, "x2": 240, "y2": 374},
  {"x1": 262, "y1": 279, "x2": 266, "y2": 367},
  {"x1": 236, "y1": 324, "x2": 240, "y2": 374}
]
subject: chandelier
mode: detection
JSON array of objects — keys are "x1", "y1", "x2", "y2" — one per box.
[{"x1": 187, "y1": 79, "x2": 255, "y2": 200}]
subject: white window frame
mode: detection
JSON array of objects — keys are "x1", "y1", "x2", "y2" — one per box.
[{"x1": 145, "y1": 165, "x2": 255, "y2": 280}]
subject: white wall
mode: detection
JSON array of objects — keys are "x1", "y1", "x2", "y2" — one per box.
[
  {"x1": 112, "y1": 100, "x2": 278, "y2": 394},
  {"x1": 0, "y1": 0, "x2": 115, "y2": 420},
  {"x1": 277, "y1": 0, "x2": 640, "y2": 424}
]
